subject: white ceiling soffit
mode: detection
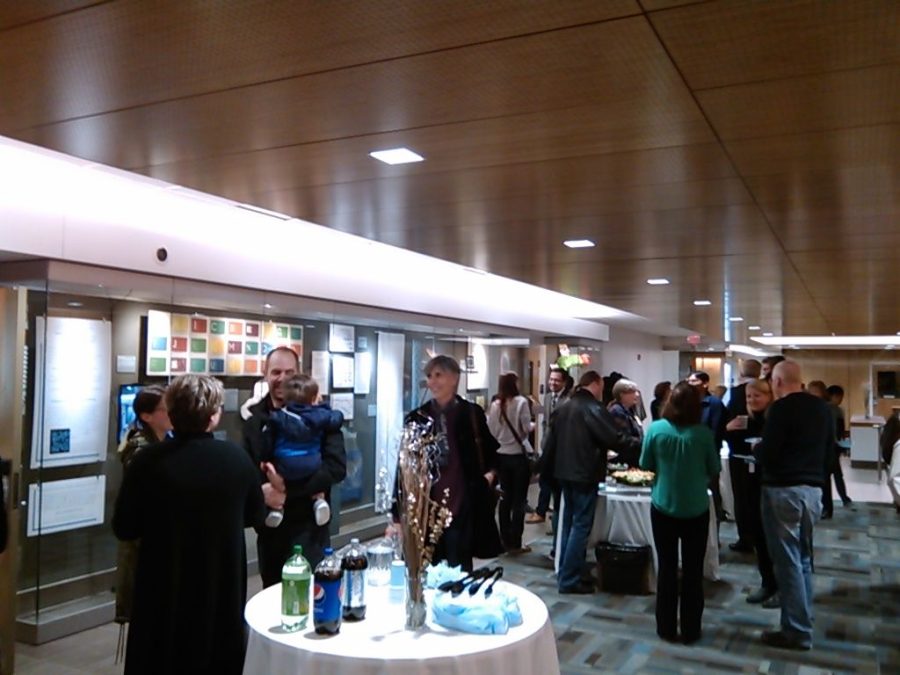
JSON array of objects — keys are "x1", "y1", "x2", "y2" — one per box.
[{"x1": 0, "y1": 135, "x2": 678, "y2": 341}]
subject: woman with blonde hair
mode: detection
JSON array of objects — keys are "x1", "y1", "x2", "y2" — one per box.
[
  {"x1": 114, "y1": 375, "x2": 265, "y2": 675},
  {"x1": 725, "y1": 378, "x2": 778, "y2": 606}
]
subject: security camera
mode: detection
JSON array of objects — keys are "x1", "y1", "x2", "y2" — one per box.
[{"x1": 156, "y1": 247, "x2": 168, "y2": 262}]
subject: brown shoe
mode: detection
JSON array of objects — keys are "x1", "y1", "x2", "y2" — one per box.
[{"x1": 525, "y1": 514, "x2": 545, "y2": 524}]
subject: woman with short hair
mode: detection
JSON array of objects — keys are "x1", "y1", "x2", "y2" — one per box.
[
  {"x1": 640, "y1": 381, "x2": 720, "y2": 645},
  {"x1": 607, "y1": 378, "x2": 643, "y2": 466},
  {"x1": 726, "y1": 378, "x2": 779, "y2": 605},
  {"x1": 113, "y1": 375, "x2": 265, "y2": 675}
]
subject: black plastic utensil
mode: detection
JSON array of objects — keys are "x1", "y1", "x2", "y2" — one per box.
[
  {"x1": 437, "y1": 566, "x2": 493, "y2": 595},
  {"x1": 483, "y1": 568, "x2": 504, "y2": 598},
  {"x1": 468, "y1": 566, "x2": 503, "y2": 596}
]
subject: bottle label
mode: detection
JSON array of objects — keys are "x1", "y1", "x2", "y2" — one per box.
[
  {"x1": 314, "y1": 578, "x2": 342, "y2": 623},
  {"x1": 342, "y1": 569, "x2": 366, "y2": 608},
  {"x1": 282, "y1": 577, "x2": 310, "y2": 617}
]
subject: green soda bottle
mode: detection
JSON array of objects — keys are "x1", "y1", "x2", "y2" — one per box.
[{"x1": 281, "y1": 544, "x2": 311, "y2": 631}]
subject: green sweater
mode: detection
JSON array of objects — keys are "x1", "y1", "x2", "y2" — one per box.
[{"x1": 639, "y1": 420, "x2": 720, "y2": 519}]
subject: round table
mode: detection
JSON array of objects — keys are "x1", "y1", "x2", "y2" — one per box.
[{"x1": 243, "y1": 581, "x2": 560, "y2": 675}]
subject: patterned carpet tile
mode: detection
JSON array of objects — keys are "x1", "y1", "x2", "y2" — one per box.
[{"x1": 498, "y1": 502, "x2": 900, "y2": 674}]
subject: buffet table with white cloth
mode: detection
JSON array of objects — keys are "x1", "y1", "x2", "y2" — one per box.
[
  {"x1": 243, "y1": 581, "x2": 560, "y2": 675},
  {"x1": 555, "y1": 487, "x2": 720, "y2": 586}
]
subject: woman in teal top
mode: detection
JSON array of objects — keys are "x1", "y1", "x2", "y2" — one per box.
[{"x1": 639, "y1": 381, "x2": 720, "y2": 645}]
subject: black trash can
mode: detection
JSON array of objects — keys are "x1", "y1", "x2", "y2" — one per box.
[{"x1": 595, "y1": 542, "x2": 652, "y2": 594}]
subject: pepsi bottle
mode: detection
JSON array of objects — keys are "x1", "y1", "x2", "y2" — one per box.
[
  {"x1": 341, "y1": 538, "x2": 368, "y2": 621},
  {"x1": 313, "y1": 547, "x2": 342, "y2": 635}
]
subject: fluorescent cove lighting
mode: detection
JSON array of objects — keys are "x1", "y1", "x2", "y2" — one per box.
[
  {"x1": 752, "y1": 335, "x2": 900, "y2": 348},
  {"x1": 646, "y1": 278, "x2": 670, "y2": 285},
  {"x1": 369, "y1": 147, "x2": 424, "y2": 165},
  {"x1": 748, "y1": 325, "x2": 761, "y2": 330},
  {"x1": 728, "y1": 317, "x2": 744, "y2": 322},
  {"x1": 563, "y1": 239, "x2": 595, "y2": 249}
]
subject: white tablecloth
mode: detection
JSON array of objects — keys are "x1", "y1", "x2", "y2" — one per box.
[
  {"x1": 719, "y1": 447, "x2": 734, "y2": 520},
  {"x1": 243, "y1": 581, "x2": 560, "y2": 675},
  {"x1": 555, "y1": 488, "x2": 720, "y2": 585}
]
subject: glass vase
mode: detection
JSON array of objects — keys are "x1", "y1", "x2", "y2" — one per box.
[{"x1": 405, "y1": 569, "x2": 427, "y2": 630}]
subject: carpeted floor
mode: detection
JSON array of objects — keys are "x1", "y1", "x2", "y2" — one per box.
[{"x1": 494, "y1": 502, "x2": 900, "y2": 674}]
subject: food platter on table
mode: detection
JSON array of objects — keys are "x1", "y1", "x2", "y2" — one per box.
[{"x1": 610, "y1": 469, "x2": 655, "y2": 487}]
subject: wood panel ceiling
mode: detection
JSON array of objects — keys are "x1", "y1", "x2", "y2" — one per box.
[{"x1": 1, "y1": 0, "x2": 898, "y2": 344}]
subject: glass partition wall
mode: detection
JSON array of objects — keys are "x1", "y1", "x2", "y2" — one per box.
[{"x1": 0, "y1": 260, "x2": 538, "y2": 645}]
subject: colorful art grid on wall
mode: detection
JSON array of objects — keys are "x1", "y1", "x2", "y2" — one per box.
[{"x1": 146, "y1": 310, "x2": 302, "y2": 376}]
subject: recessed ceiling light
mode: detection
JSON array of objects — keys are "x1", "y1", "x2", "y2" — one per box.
[
  {"x1": 728, "y1": 317, "x2": 744, "y2": 322},
  {"x1": 693, "y1": 300, "x2": 712, "y2": 306},
  {"x1": 762, "y1": 332, "x2": 774, "y2": 337},
  {"x1": 563, "y1": 239, "x2": 595, "y2": 249},
  {"x1": 646, "y1": 278, "x2": 670, "y2": 286},
  {"x1": 369, "y1": 147, "x2": 424, "y2": 165},
  {"x1": 263, "y1": 303, "x2": 273, "y2": 309},
  {"x1": 748, "y1": 325, "x2": 761, "y2": 330},
  {"x1": 67, "y1": 301, "x2": 83, "y2": 307}
]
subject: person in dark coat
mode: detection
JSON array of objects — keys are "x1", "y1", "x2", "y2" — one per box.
[
  {"x1": 113, "y1": 375, "x2": 265, "y2": 675},
  {"x1": 113, "y1": 385, "x2": 171, "y2": 657},
  {"x1": 391, "y1": 355, "x2": 502, "y2": 571},
  {"x1": 606, "y1": 378, "x2": 644, "y2": 467},
  {"x1": 545, "y1": 370, "x2": 641, "y2": 594},
  {"x1": 724, "y1": 359, "x2": 761, "y2": 552},
  {"x1": 243, "y1": 347, "x2": 347, "y2": 586}
]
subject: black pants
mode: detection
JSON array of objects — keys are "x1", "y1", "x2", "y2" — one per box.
[
  {"x1": 729, "y1": 457, "x2": 755, "y2": 545},
  {"x1": 434, "y1": 499, "x2": 474, "y2": 571},
  {"x1": 257, "y1": 519, "x2": 330, "y2": 588},
  {"x1": 746, "y1": 472, "x2": 777, "y2": 592},
  {"x1": 535, "y1": 472, "x2": 558, "y2": 517},
  {"x1": 822, "y1": 445, "x2": 849, "y2": 515},
  {"x1": 496, "y1": 454, "x2": 530, "y2": 549},
  {"x1": 650, "y1": 506, "x2": 709, "y2": 642}
]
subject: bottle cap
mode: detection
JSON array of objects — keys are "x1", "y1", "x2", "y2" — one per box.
[
  {"x1": 324, "y1": 547, "x2": 334, "y2": 555},
  {"x1": 350, "y1": 538, "x2": 360, "y2": 544},
  {"x1": 293, "y1": 544, "x2": 303, "y2": 554}
]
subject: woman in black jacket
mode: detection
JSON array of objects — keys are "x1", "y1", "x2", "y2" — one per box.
[
  {"x1": 391, "y1": 355, "x2": 502, "y2": 571},
  {"x1": 113, "y1": 375, "x2": 265, "y2": 675},
  {"x1": 724, "y1": 378, "x2": 778, "y2": 606}
]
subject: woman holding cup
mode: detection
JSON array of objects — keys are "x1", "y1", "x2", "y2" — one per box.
[{"x1": 725, "y1": 378, "x2": 778, "y2": 606}]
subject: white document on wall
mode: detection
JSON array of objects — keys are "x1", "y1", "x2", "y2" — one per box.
[
  {"x1": 311, "y1": 350, "x2": 330, "y2": 395},
  {"x1": 31, "y1": 316, "x2": 112, "y2": 469},
  {"x1": 354, "y1": 351, "x2": 372, "y2": 394},
  {"x1": 27, "y1": 475, "x2": 106, "y2": 537},
  {"x1": 330, "y1": 392, "x2": 354, "y2": 421},
  {"x1": 331, "y1": 354, "x2": 354, "y2": 389}
]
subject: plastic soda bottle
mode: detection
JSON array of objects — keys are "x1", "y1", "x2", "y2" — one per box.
[
  {"x1": 313, "y1": 547, "x2": 343, "y2": 635},
  {"x1": 281, "y1": 544, "x2": 311, "y2": 631},
  {"x1": 341, "y1": 538, "x2": 368, "y2": 621}
]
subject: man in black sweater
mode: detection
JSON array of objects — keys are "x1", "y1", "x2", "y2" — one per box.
[{"x1": 753, "y1": 360, "x2": 830, "y2": 651}]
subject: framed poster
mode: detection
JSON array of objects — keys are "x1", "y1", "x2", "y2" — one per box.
[
  {"x1": 31, "y1": 317, "x2": 111, "y2": 469},
  {"x1": 332, "y1": 354, "x2": 355, "y2": 389},
  {"x1": 27, "y1": 476, "x2": 106, "y2": 536},
  {"x1": 329, "y1": 323, "x2": 355, "y2": 353}
]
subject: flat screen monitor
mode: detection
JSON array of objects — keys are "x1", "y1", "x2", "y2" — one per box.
[{"x1": 118, "y1": 383, "x2": 143, "y2": 442}]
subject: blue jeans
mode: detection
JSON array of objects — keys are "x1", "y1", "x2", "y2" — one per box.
[
  {"x1": 558, "y1": 481, "x2": 598, "y2": 591},
  {"x1": 761, "y1": 485, "x2": 821, "y2": 646}
]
